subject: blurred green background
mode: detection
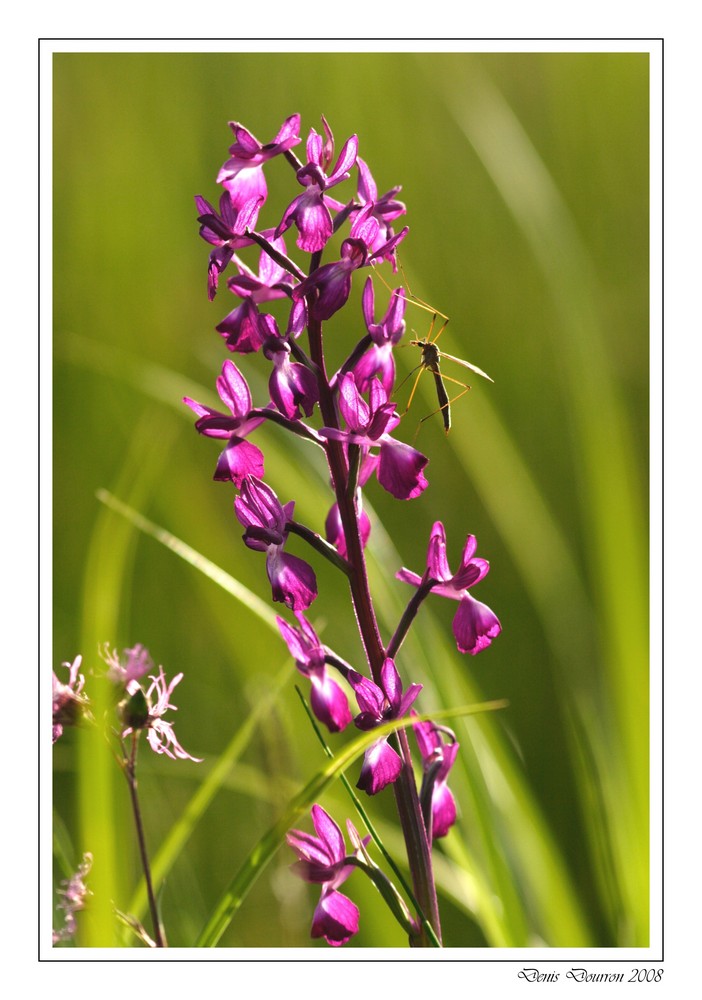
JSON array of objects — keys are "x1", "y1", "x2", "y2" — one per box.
[{"x1": 52, "y1": 50, "x2": 650, "y2": 949}]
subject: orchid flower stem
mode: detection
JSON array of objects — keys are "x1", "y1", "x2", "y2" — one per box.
[
  {"x1": 332, "y1": 199, "x2": 358, "y2": 235},
  {"x1": 286, "y1": 519, "x2": 353, "y2": 577},
  {"x1": 386, "y1": 578, "x2": 437, "y2": 660},
  {"x1": 247, "y1": 407, "x2": 326, "y2": 446},
  {"x1": 323, "y1": 649, "x2": 355, "y2": 678},
  {"x1": 392, "y1": 729, "x2": 441, "y2": 945},
  {"x1": 306, "y1": 307, "x2": 442, "y2": 946},
  {"x1": 245, "y1": 228, "x2": 307, "y2": 283},
  {"x1": 336, "y1": 333, "x2": 373, "y2": 383},
  {"x1": 288, "y1": 336, "x2": 320, "y2": 375},
  {"x1": 345, "y1": 857, "x2": 417, "y2": 937},
  {"x1": 124, "y1": 734, "x2": 167, "y2": 948},
  {"x1": 283, "y1": 148, "x2": 304, "y2": 173}
]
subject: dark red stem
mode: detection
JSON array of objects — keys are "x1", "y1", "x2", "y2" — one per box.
[{"x1": 306, "y1": 309, "x2": 441, "y2": 946}]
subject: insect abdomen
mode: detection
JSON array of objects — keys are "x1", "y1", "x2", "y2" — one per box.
[{"x1": 431, "y1": 370, "x2": 451, "y2": 433}]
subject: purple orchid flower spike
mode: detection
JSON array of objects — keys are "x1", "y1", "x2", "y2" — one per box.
[
  {"x1": 234, "y1": 476, "x2": 317, "y2": 611},
  {"x1": 352, "y1": 277, "x2": 406, "y2": 394},
  {"x1": 183, "y1": 360, "x2": 266, "y2": 487},
  {"x1": 259, "y1": 313, "x2": 320, "y2": 420},
  {"x1": 411, "y1": 711, "x2": 460, "y2": 840},
  {"x1": 320, "y1": 373, "x2": 428, "y2": 501},
  {"x1": 217, "y1": 114, "x2": 302, "y2": 211},
  {"x1": 287, "y1": 804, "x2": 369, "y2": 946},
  {"x1": 397, "y1": 521, "x2": 502, "y2": 655},
  {"x1": 291, "y1": 202, "x2": 408, "y2": 321},
  {"x1": 52, "y1": 655, "x2": 89, "y2": 744},
  {"x1": 348, "y1": 658, "x2": 422, "y2": 795},
  {"x1": 350, "y1": 200, "x2": 409, "y2": 275},
  {"x1": 276, "y1": 613, "x2": 352, "y2": 732},
  {"x1": 276, "y1": 118, "x2": 358, "y2": 253},
  {"x1": 195, "y1": 193, "x2": 262, "y2": 300}
]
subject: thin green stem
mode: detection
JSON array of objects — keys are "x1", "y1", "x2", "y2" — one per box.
[
  {"x1": 247, "y1": 406, "x2": 325, "y2": 446},
  {"x1": 387, "y1": 578, "x2": 437, "y2": 660},
  {"x1": 286, "y1": 519, "x2": 352, "y2": 577}
]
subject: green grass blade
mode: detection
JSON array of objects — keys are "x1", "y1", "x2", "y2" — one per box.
[
  {"x1": 76, "y1": 410, "x2": 179, "y2": 945},
  {"x1": 96, "y1": 489, "x2": 279, "y2": 629}
]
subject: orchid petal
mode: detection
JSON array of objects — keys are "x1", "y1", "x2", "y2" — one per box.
[
  {"x1": 356, "y1": 737, "x2": 402, "y2": 795},
  {"x1": 311, "y1": 888, "x2": 359, "y2": 946},
  {"x1": 267, "y1": 549, "x2": 317, "y2": 611},
  {"x1": 452, "y1": 594, "x2": 502, "y2": 655},
  {"x1": 377, "y1": 438, "x2": 429, "y2": 500}
]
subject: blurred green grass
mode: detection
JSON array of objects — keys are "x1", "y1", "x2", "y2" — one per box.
[{"x1": 53, "y1": 51, "x2": 649, "y2": 948}]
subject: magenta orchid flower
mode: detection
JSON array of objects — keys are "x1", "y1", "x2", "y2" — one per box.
[
  {"x1": 183, "y1": 360, "x2": 266, "y2": 487},
  {"x1": 217, "y1": 114, "x2": 301, "y2": 211},
  {"x1": 215, "y1": 296, "x2": 269, "y2": 354},
  {"x1": 355, "y1": 157, "x2": 407, "y2": 269},
  {"x1": 276, "y1": 118, "x2": 358, "y2": 253},
  {"x1": 291, "y1": 202, "x2": 408, "y2": 321},
  {"x1": 411, "y1": 711, "x2": 460, "y2": 840},
  {"x1": 286, "y1": 804, "x2": 368, "y2": 946},
  {"x1": 195, "y1": 193, "x2": 262, "y2": 300},
  {"x1": 234, "y1": 475, "x2": 317, "y2": 611},
  {"x1": 397, "y1": 521, "x2": 502, "y2": 655},
  {"x1": 348, "y1": 657, "x2": 422, "y2": 795},
  {"x1": 320, "y1": 373, "x2": 428, "y2": 501},
  {"x1": 215, "y1": 235, "x2": 302, "y2": 355},
  {"x1": 260, "y1": 314, "x2": 320, "y2": 420},
  {"x1": 352, "y1": 277, "x2": 406, "y2": 394},
  {"x1": 226, "y1": 233, "x2": 296, "y2": 303},
  {"x1": 276, "y1": 613, "x2": 352, "y2": 732},
  {"x1": 52, "y1": 655, "x2": 89, "y2": 744}
]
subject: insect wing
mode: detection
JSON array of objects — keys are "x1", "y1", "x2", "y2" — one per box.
[{"x1": 436, "y1": 351, "x2": 494, "y2": 383}]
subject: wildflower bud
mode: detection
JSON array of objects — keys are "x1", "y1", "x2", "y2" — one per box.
[
  {"x1": 53, "y1": 694, "x2": 84, "y2": 731},
  {"x1": 118, "y1": 686, "x2": 150, "y2": 731}
]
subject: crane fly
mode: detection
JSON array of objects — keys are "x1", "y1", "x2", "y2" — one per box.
[
  {"x1": 372, "y1": 257, "x2": 493, "y2": 434},
  {"x1": 393, "y1": 298, "x2": 494, "y2": 435}
]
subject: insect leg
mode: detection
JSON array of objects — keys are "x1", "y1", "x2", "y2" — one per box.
[
  {"x1": 400, "y1": 366, "x2": 426, "y2": 417},
  {"x1": 415, "y1": 373, "x2": 472, "y2": 437}
]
